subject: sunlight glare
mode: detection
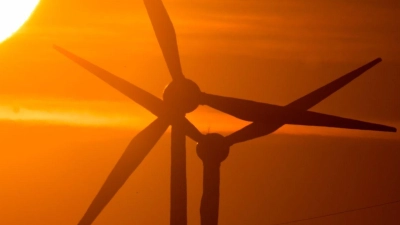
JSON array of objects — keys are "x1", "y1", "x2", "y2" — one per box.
[{"x1": 0, "y1": 0, "x2": 40, "y2": 43}]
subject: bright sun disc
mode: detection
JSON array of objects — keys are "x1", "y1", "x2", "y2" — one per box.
[{"x1": 0, "y1": 0, "x2": 40, "y2": 43}]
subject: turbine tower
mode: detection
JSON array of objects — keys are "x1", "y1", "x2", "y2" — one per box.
[{"x1": 53, "y1": 0, "x2": 396, "y2": 224}]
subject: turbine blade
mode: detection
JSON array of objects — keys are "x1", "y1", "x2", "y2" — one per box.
[
  {"x1": 225, "y1": 122, "x2": 281, "y2": 146},
  {"x1": 286, "y1": 58, "x2": 382, "y2": 110},
  {"x1": 53, "y1": 45, "x2": 164, "y2": 116},
  {"x1": 78, "y1": 117, "x2": 170, "y2": 225},
  {"x1": 178, "y1": 117, "x2": 204, "y2": 143},
  {"x1": 144, "y1": 0, "x2": 184, "y2": 80},
  {"x1": 201, "y1": 93, "x2": 395, "y2": 132},
  {"x1": 226, "y1": 111, "x2": 396, "y2": 145},
  {"x1": 54, "y1": 46, "x2": 203, "y2": 142},
  {"x1": 204, "y1": 59, "x2": 394, "y2": 145},
  {"x1": 201, "y1": 58, "x2": 382, "y2": 121},
  {"x1": 200, "y1": 93, "x2": 283, "y2": 122},
  {"x1": 285, "y1": 111, "x2": 397, "y2": 132}
]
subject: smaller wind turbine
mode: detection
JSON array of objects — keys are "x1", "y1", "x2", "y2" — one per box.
[
  {"x1": 194, "y1": 57, "x2": 397, "y2": 225},
  {"x1": 53, "y1": 0, "x2": 396, "y2": 225}
]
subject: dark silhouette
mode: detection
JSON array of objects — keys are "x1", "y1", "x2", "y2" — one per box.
[
  {"x1": 53, "y1": 0, "x2": 396, "y2": 224},
  {"x1": 196, "y1": 134, "x2": 229, "y2": 225}
]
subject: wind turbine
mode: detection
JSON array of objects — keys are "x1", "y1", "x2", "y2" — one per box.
[
  {"x1": 194, "y1": 57, "x2": 397, "y2": 225},
  {"x1": 53, "y1": 0, "x2": 396, "y2": 225}
]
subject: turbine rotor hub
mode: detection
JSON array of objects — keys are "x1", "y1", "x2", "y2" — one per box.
[
  {"x1": 163, "y1": 79, "x2": 201, "y2": 113},
  {"x1": 196, "y1": 133, "x2": 230, "y2": 164}
]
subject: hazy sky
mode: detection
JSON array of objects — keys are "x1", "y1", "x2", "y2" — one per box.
[{"x1": 0, "y1": 0, "x2": 399, "y2": 224}]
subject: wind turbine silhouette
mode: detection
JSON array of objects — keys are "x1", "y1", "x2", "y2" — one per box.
[{"x1": 53, "y1": 0, "x2": 396, "y2": 225}]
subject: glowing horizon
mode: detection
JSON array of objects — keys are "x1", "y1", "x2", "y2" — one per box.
[{"x1": 0, "y1": 96, "x2": 397, "y2": 140}]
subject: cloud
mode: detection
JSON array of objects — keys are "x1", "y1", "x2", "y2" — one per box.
[{"x1": 0, "y1": 96, "x2": 397, "y2": 140}]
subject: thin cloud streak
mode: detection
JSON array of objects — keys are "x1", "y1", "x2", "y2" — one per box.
[{"x1": 0, "y1": 97, "x2": 397, "y2": 139}]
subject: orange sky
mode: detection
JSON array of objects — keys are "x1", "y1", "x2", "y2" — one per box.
[
  {"x1": 0, "y1": 0, "x2": 399, "y2": 135},
  {"x1": 0, "y1": 0, "x2": 399, "y2": 224}
]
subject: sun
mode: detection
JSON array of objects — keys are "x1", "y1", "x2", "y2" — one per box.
[{"x1": 0, "y1": 0, "x2": 40, "y2": 43}]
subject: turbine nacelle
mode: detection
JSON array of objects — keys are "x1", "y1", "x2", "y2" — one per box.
[
  {"x1": 163, "y1": 78, "x2": 201, "y2": 114},
  {"x1": 196, "y1": 133, "x2": 230, "y2": 164}
]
